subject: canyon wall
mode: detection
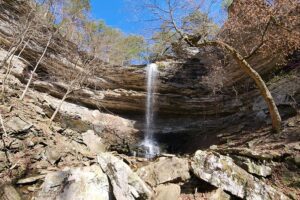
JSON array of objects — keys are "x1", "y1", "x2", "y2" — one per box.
[{"x1": 1, "y1": 0, "x2": 299, "y2": 152}]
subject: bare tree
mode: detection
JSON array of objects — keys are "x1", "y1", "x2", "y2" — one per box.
[
  {"x1": 48, "y1": 56, "x2": 97, "y2": 125},
  {"x1": 19, "y1": 0, "x2": 89, "y2": 100},
  {"x1": 0, "y1": 9, "x2": 35, "y2": 70},
  {"x1": 1, "y1": 36, "x2": 34, "y2": 95},
  {"x1": 0, "y1": 5, "x2": 38, "y2": 97},
  {"x1": 144, "y1": 0, "x2": 300, "y2": 133},
  {"x1": 19, "y1": 33, "x2": 52, "y2": 100},
  {"x1": 0, "y1": 113, "x2": 10, "y2": 165}
]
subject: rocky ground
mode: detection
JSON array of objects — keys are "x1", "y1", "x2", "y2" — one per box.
[{"x1": 0, "y1": 55, "x2": 299, "y2": 200}]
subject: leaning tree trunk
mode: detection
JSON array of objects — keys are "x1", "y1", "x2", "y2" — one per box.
[
  {"x1": 20, "y1": 35, "x2": 52, "y2": 100},
  {"x1": 0, "y1": 20, "x2": 32, "y2": 69},
  {"x1": 48, "y1": 89, "x2": 71, "y2": 126},
  {"x1": 1, "y1": 39, "x2": 31, "y2": 97},
  {"x1": 198, "y1": 40, "x2": 282, "y2": 133}
]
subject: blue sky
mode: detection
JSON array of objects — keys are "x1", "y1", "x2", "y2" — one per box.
[
  {"x1": 90, "y1": 0, "x2": 144, "y2": 34},
  {"x1": 90, "y1": 0, "x2": 226, "y2": 36}
]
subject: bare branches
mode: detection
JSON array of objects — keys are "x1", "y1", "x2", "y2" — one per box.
[
  {"x1": 20, "y1": 34, "x2": 52, "y2": 100},
  {"x1": 243, "y1": 16, "x2": 272, "y2": 60},
  {"x1": 224, "y1": 0, "x2": 299, "y2": 62},
  {"x1": 143, "y1": 0, "x2": 288, "y2": 132},
  {"x1": 166, "y1": 0, "x2": 185, "y2": 39}
]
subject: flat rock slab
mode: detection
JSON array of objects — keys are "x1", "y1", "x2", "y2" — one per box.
[
  {"x1": 6, "y1": 116, "x2": 32, "y2": 133},
  {"x1": 16, "y1": 175, "x2": 45, "y2": 185},
  {"x1": 191, "y1": 150, "x2": 289, "y2": 200},
  {"x1": 137, "y1": 157, "x2": 190, "y2": 187},
  {"x1": 98, "y1": 152, "x2": 152, "y2": 200},
  {"x1": 35, "y1": 165, "x2": 110, "y2": 200}
]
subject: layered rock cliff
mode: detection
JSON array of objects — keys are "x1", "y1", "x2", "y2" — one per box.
[
  {"x1": 0, "y1": 1, "x2": 299, "y2": 199},
  {"x1": 0, "y1": 0, "x2": 299, "y2": 153}
]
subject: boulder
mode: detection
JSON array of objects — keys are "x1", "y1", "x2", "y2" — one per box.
[
  {"x1": 137, "y1": 157, "x2": 190, "y2": 187},
  {"x1": 231, "y1": 155, "x2": 272, "y2": 177},
  {"x1": 45, "y1": 147, "x2": 62, "y2": 165},
  {"x1": 97, "y1": 153, "x2": 152, "y2": 200},
  {"x1": 293, "y1": 155, "x2": 300, "y2": 167},
  {"x1": 239, "y1": 157, "x2": 272, "y2": 177},
  {"x1": 5, "y1": 116, "x2": 32, "y2": 133},
  {"x1": 82, "y1": 130, "x2": 106, "y2": 154},
  {"x1": 0, "y1": 151, "x2": 7, "y2": 162},
  {"x1": 210, "y1": 188, "x2": 231, "y2": 200},
  {"x1": 0, "y1": 49, "x2": 27, "y2": 79},
  {"x1": 154, "y1": 184, "x2": 181, "y2": 200},
  {"x1": 0, "y1": 185, "x2": 21, "y2": 200},
  {"x1": 35, "y1": 165, "x2": 110, "y2": 200},
  {"x1": 191, "y1": 150, "x2": 289, "y2": 200}
]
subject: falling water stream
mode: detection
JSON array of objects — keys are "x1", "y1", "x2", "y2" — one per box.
[{"x1": 141, "y1": 63, "x2": 160, "y2": 159}]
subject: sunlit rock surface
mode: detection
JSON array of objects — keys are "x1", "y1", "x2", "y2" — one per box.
[
  {"x1": 137, "y1": 156, "x2": 190, "y2": 187},
  {"x1": 191, "y1": 150, "x2": 289, "y2": 200},
  {"x1": 35, "y1": 166, "x2": 110, "y2": 200},
  {"x1": 97, "y1": 153, "x2": 153, "y2": 200},
  {"x1": 43, "y1": 94, "x2": 139, "y2": 152}
]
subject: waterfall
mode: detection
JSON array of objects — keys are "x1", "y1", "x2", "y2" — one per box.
[{"x1": 141, "y1": 63, "x2": 160, "y2": 159}]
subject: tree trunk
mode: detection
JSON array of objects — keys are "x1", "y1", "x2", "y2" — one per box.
[
  {"x1": 1, "y1": 54, "x2": 15, "y2": 96},
  {"x1": 1, "y1": 39, "x2": 32, "y2": 97},
  {"x1": 198, "y1": 40, "x2": 282, "y2": 132},
  {"x1": 0, "y1": 20, "x2": 32, "y2": 69},
  {"x1": 0, "y1": 113, "x2": 7, "y2": 137},
  {"x1": 48, "y1": 89, "x2": 71, "y2": 126},
  {"x1": 20, "y1": 35, "x2": 52, "y2": 100},
  {"x1": 17, "y1": 38, "x2": 30, "y2": 58},
  {"x1": 0, "y1": 45, "x2": 19, "y2": 69}
]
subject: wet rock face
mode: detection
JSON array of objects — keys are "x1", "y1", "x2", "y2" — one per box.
[{"x1": 191, "y1": 150, "x2": 289, "y2": 200}]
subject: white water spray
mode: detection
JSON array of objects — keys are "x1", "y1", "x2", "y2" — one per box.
[{"x1": 141, "y1": 63, "x2": 160, "y2": 159}]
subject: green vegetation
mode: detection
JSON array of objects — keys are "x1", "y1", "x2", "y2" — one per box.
[{"x1": 37, "y1": 0, "x2": 147, "y2": 65}]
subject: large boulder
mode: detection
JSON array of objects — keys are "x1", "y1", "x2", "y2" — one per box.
[
  {"x1": 154, "y1": 184, "x2": 181, "y2": 200},
  {"x1": 0, "y1": 185, "x2": 21, "y2": 200},
  {"x1": 210, "y1": 188, "x2": 231, "y2": 200},
  {"x1": 35, "y1": 165, "x2": 110, "y2": 200},
  {"x1": 5, "y1": 116, "x2": 32, "y2": 134},
  {"x1": 191, "y1": 150, "x2": 289, "y2": 200},
  {"x1": 233, "y1": 156, "x2": 272, "y2": 177},
  {"x1": 136, "y1": 156, "x2": 190, "y2": 187},
  {"x1": 82, "y1": 130, "x2": 106, "y2": 154},
  {"x1": 97, "y1": 153, "x2": 152, "y2": 200}
]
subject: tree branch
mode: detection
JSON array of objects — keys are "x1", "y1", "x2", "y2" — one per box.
[{"x1": 243, "y1": 17, "x2": 272, "y2": 60}]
